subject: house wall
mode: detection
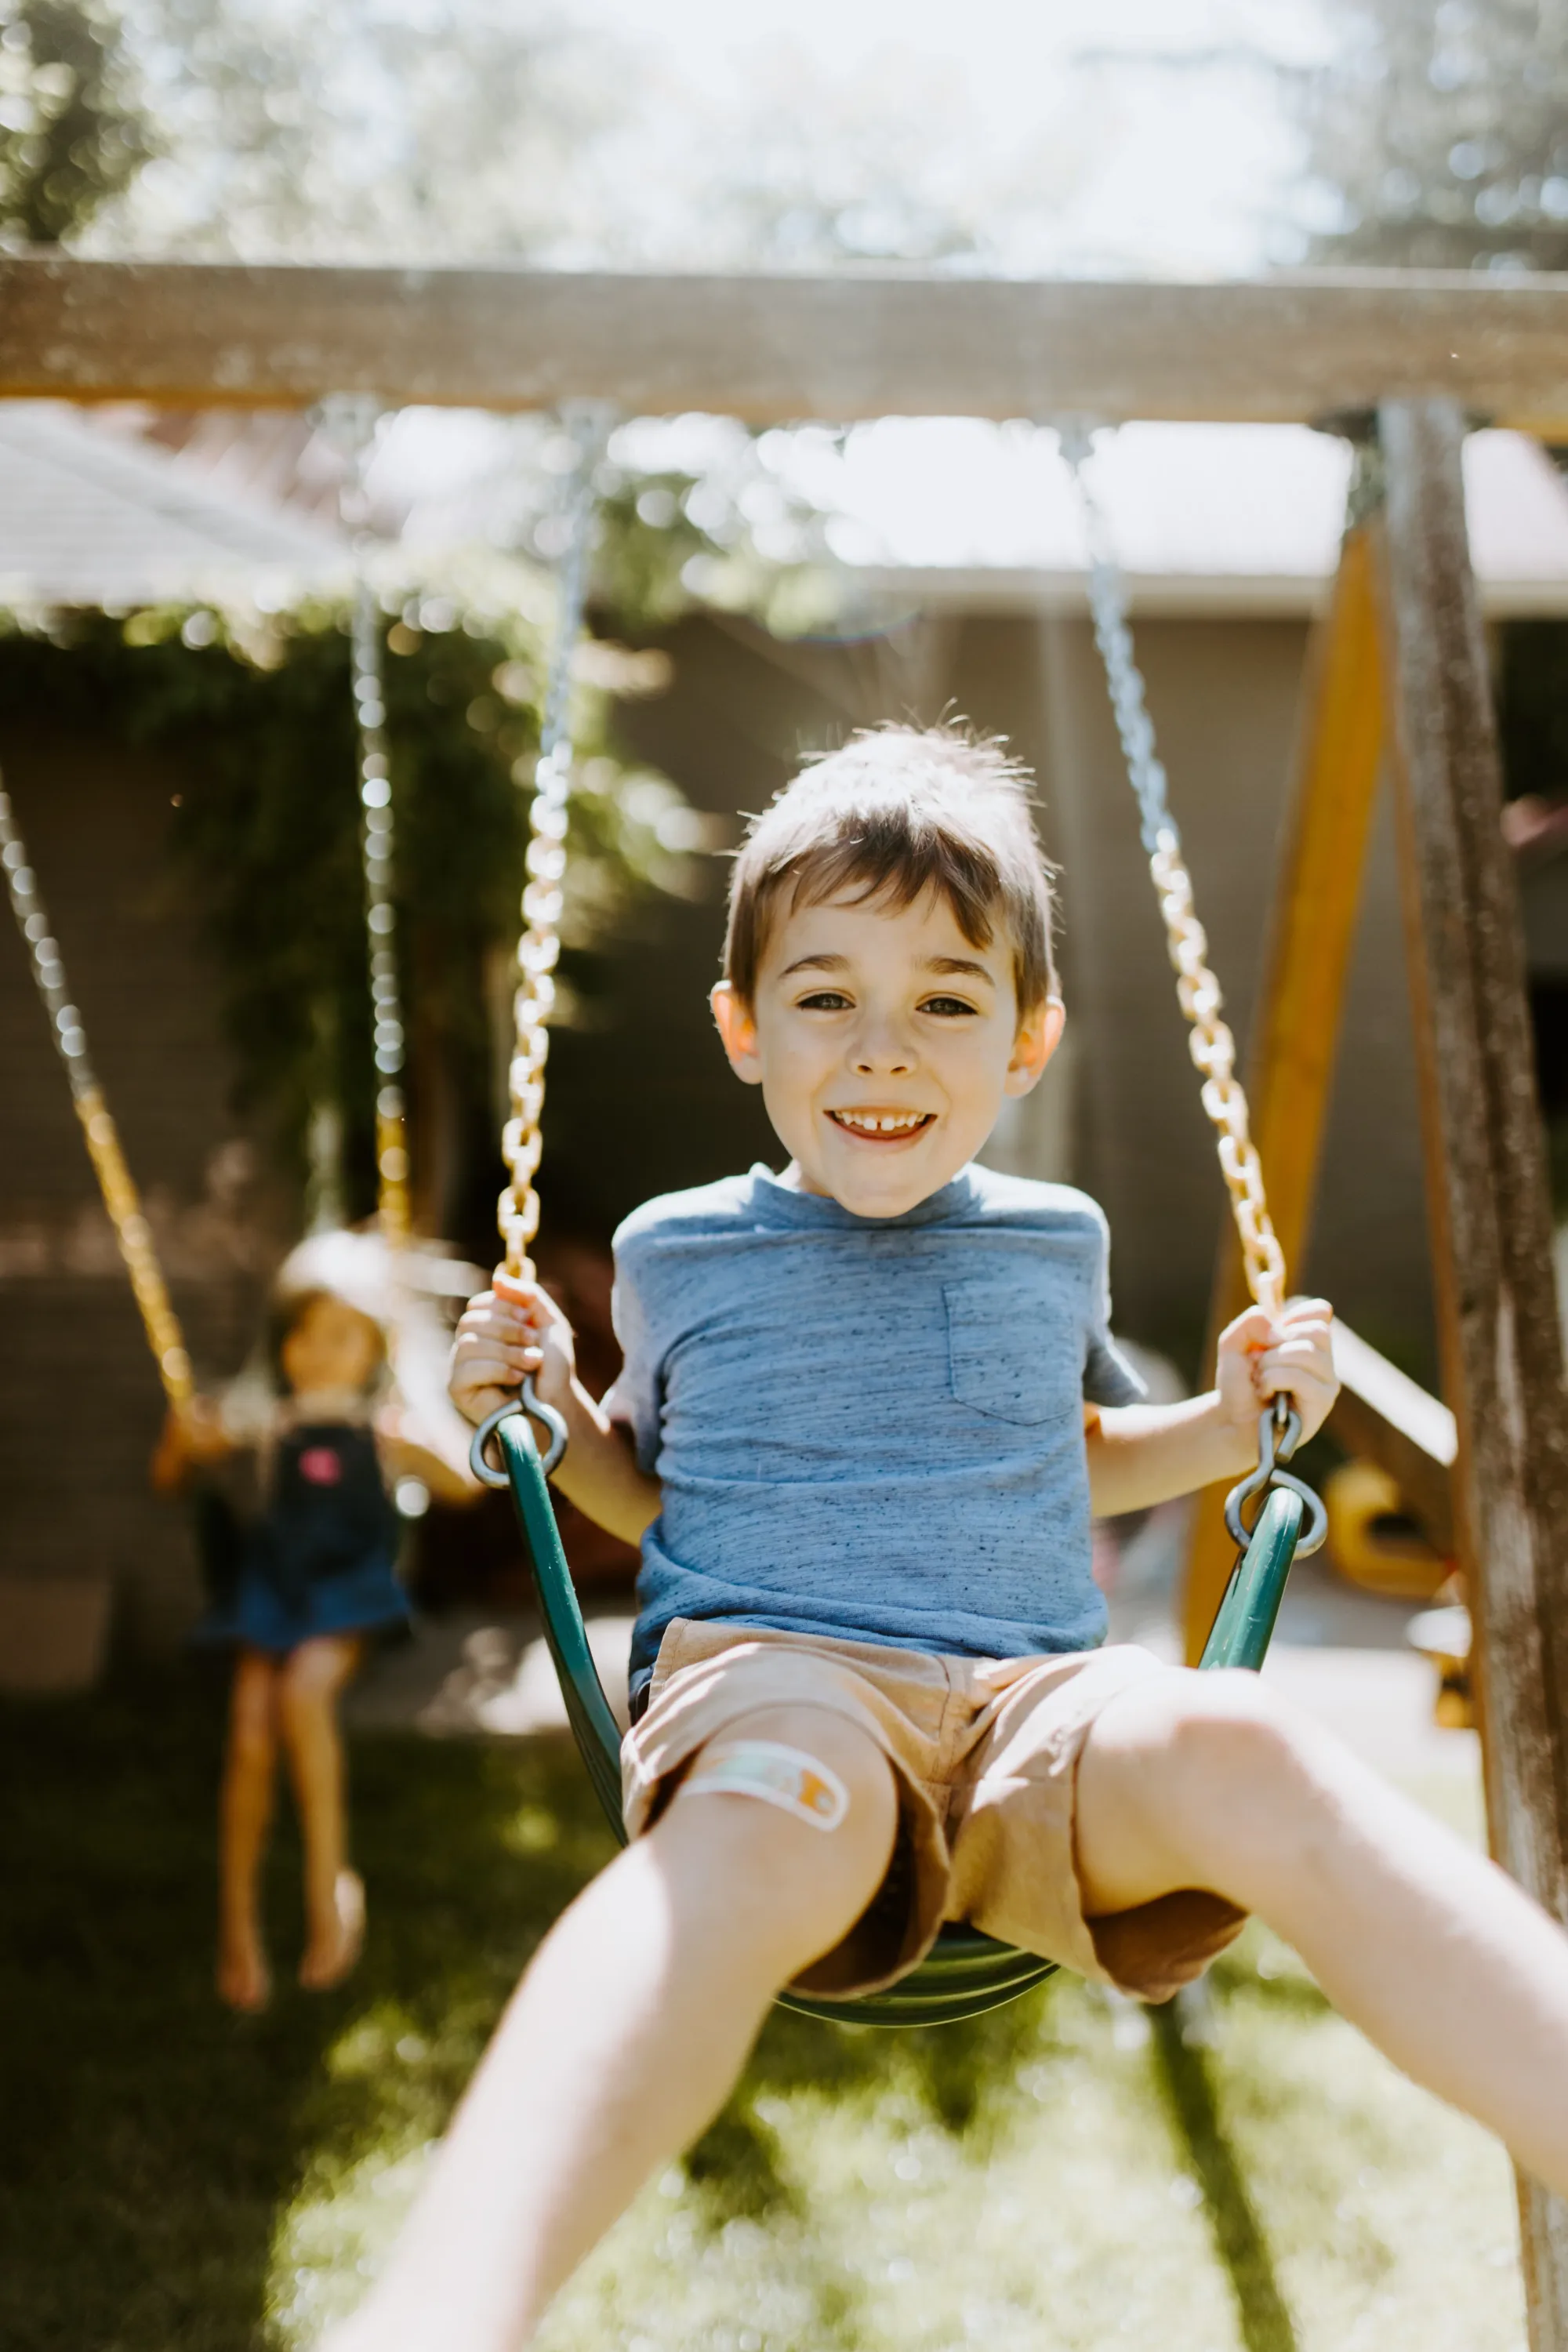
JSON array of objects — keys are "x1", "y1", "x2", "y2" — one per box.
[
  {"x1": 2, "y1": 597, "x2": 1523, "y2": 1666},
  {"x1": 0, "y1": 717, "x2": 281, "y2": 1673},
  {"x1": 556, "y1": 605, "x2": 1440, "y2": 1380}
]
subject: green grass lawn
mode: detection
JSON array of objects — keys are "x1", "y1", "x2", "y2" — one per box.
[{"x1": 1, "y1": 1675, "x2": 1524, "y2": 2352}]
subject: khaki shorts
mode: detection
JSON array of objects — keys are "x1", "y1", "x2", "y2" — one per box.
[{"x1": 622, "y1": 1621, "x2": 1246, "y2": 2006}]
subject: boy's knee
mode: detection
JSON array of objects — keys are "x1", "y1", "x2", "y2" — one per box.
[
  {"x1": 1172, "y1": 1674, "x2": 1312, "y2": 1791},
  {"x1": 677, "y1": 1705, "x2": 898, "y2": 1864},
  {"x1": 1097, "y1": 1669, "x2": 1317, "y2": 1838},
  {"x1": 661, "y1": 1707, "x2": 898, "y2": 1969},
  {"x1": 1077, "y1": 1667, "x2": 1344, "y2": 1923}
]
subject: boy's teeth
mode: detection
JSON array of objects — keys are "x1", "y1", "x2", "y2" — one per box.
[{"x1": 836, "y1": 1111, "x2": 927, "y2": 1133}]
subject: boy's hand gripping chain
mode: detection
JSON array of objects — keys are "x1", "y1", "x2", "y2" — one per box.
[
  {"x1": 0, "y1": 777, "x2": 194, "y2": 1414},
  {"x1": 1058, "y1": 426, "x2": 1323, "y2": 1556},
  {"x1": 472, "y1": 404, "x2": 613, "y2": 1490}
]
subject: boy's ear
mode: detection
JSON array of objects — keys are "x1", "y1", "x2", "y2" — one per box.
[
  {"x1": 710, "y1": 981, "x2": 764, "y2": 1086},
  {"x1": 1004, "y1": 996, "x2": 1065, "y2": 1098}
]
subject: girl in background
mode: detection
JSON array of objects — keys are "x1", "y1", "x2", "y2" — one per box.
[{"x1": 157, "y1": 1232, "x2": 474, "y2": 2013}]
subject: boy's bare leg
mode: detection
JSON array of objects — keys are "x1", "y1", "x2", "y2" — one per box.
[
  {"x1": 1075, "y1": 1668, "x2": 1568, "y2": 2198},
  {"x1": 218, "y1": 1647, "x2": 279, "y2": 2012},
  {"x1": 325, "y1": 1705, "x2": 897, "y2": 2352},
  {"x1": 277, "y1": 1634, "x2": 365, "y2": 1990}
]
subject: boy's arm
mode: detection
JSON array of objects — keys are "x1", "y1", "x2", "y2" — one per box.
[
  {"x1": 1085, "y1": 1298, "x2": 1337, "y2": 1519},
  {"x1": 449, "y1": 1272, "x2": 662, "y2": 1547}
]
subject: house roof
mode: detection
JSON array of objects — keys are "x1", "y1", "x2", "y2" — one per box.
[
  {"x1": 0, "y1": 401, "x2": 345, "y2": 609},
  {"x1": 5, "y1": 397, "x2": 1568, "y2": 620}
]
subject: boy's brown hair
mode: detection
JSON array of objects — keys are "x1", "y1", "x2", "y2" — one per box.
[{"x1": 724, "y1": 723, "x2": 1058, "y2": 1014}]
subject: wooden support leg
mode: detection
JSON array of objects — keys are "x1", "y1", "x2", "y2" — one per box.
[
  {"x1": 1181, "y1": 520, "x2": 1385, "y2": 1661},
  {"x1": 1377, "y1": 395, "x2": 1568, "y2": 2347}
]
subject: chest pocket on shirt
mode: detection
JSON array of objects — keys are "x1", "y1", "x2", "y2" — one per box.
[{"x1": 943, "y1": 1282, "x2": 1080, "y2": 1426}]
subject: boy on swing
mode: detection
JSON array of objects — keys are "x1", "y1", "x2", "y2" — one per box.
[{"x1": 331, "y1": 727, "x2": 1568, "y2": 2352}]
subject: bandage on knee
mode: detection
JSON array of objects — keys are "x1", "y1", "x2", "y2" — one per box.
[{"x1": 682, "y1": 1741, "x2": 849, "y2": 1831}]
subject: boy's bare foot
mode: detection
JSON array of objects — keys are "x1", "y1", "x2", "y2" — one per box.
[
  {"x1": 217, "y1": 1937, "x2": 272, "y2": 2013},
  {"x1": 299, "y1": 1869, "x2": 365, "y2": 1991}
]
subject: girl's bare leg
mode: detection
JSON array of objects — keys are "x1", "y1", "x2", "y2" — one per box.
[
  {"x1": 1074, "y1": 1667, "x2": 1568, "y2": 2198},
  {"x1": 219, "y1": 1648, "x2": 280, "y2": 2012},
  {"x1": 277, "y1": 1634, "x2": 365, "y2": 1990},
  {"x1": 324, "y1": 1704, "x2": 898, "y2": 2352}
]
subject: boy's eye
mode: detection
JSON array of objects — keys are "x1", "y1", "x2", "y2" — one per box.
[
  {"x1": 919, "y1": 995, "x2": 979, "y2": 1018},
  {"x1": 797, "y1": 989, "x2": 851, "y2": 1011}
]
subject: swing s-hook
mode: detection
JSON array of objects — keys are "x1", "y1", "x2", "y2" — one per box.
[
  {"x1": 1222, "y1": 1397, "x2": 1328, "y2": 1557},
  {"x1": 470, "y1": 1377, "x2": 570, "y2": 1489}
]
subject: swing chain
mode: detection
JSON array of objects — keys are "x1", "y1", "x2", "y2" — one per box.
[
  {"x1": 321, "y1": 393, "x2": 412, "y2": 1246},
  {"x1": 499, "y1": 403, "x2": 615, "y2": 1283},
  {"x1": 1056, "y1": 423, "x2": 1178, "y2": 858},
  {"x1": 0, "y1": 777, "x2": 194, "y2": 1411},
  {"x1": 353, "y1": 566, "x2": 412, "y2": 1245},
  {"x1": 1224, "y1": 1397, "x2": 1329, "y2": 1557},
  {"x1": 1058, "y1": 425, "x2": 1287, "y2": 1320}
]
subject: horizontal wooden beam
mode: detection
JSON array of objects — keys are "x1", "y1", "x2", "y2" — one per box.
[{"x1": 5, "y1": 258, "x2": 1568, "y2": 425}]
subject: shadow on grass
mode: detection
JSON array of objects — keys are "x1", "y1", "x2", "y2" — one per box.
[
  {"x1": 681, "y1": 1964, "x2": 1060, "y2": 2234},
  {"x1": 0, "y1": 1670, "x2": 616, "y2": 2352},
  {"x1": 1150, "y1": 1998, "x2": 1300, "y2": 2352},
  {"x1": 0, "y1": 1670, "x2": 1096, "y2": 2350},
  {"x1": 1210, "y1": 1943, "x2": 1334, "y2": 2022}
]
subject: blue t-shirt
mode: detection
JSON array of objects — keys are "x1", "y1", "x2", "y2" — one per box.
[
  {"x1": 608, "y1": 1163, "x2": 1145, "y2": 1698},
  {"x1": 606, "y1": 1162, "x2": 1147, "y2": 1703}
]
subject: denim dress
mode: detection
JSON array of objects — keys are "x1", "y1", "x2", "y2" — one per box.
[{"x1": 197, "y1": 1413, "x2": 410, "y2": 1655}]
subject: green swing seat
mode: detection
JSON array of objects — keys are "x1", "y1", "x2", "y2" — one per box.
[{"x1": 495, "y1": 1412, "x2": 1307, "y2": 2029}]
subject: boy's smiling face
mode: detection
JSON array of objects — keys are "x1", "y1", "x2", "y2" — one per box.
[{"x1": 711, "y1": 884, "x2": 1064, "y2": 1219}]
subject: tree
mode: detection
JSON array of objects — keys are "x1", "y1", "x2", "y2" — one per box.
[
  {"x1": 88, "y1": 0, "x2": 611, "y2": 260},
  {"x1": 1293, "y1": 0, "x2": 1568, "y2": 272},
  {"x1": 586, "y1": 44, "x2": 1080, "y2": 275},
  {"x1": 86, "y1": 4, "x2": 1080, "y2": 272},
  {"x1": 0, "y1": 0, "x2": 152, "y2": 244}
]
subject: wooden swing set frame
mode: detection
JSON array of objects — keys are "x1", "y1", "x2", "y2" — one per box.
[{"x1": 3, "y1": 254, "x2": 1567, "y2": 2339}]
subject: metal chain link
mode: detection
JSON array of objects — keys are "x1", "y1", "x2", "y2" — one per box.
[
  {"x1": 351, "y1": 568, "x2": 412, "y2": 1244},
  {"x1": 0, "y1": 776, "x2": 194, "y2": 1410},
  {"x1": 499, "y1": 405, "x2": 614, "y2": 1281},
  {"x1": 320, "y1": 394, "x2": 411, "y2": 1243},
  {"x1": 1059, "y1": 425, "x2": 1287, "y2": 1319}
]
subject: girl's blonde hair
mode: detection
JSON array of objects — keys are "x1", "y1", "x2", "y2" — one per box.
[{"x1": 264, "y1": 1230, "x2": 394, "y2": 1392}]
